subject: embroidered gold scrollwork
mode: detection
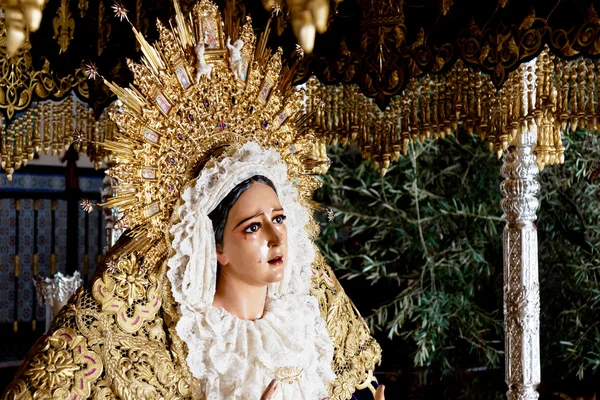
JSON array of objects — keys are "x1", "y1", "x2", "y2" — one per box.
[
  {"x1": 311, "y1": 251, "x2": 382, "y2": 400},
  {"x1": 4, "y1": 327, "x2": 103, "y2": 400},
  {"x1": 0, "y1": 19, "x2": 84, "y2": 119},
  {"x1": 92, "y1": 253, "x2": 162, "y2": 334}
]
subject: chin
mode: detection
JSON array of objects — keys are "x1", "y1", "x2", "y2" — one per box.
[{"x1": 267, "y1": 264, "x2": 285, "y2": 283}]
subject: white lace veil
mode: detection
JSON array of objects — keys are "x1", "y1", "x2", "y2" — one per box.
[
  {"x1": 167, "y1": 141, "x2": 315, "y2": 313},
  {"x1": 166, "y1": 142, "x2": 335, "y2": 398}
]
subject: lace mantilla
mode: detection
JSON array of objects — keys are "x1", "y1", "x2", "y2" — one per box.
[
  {"x1": 167, "y1": 142, "x2": 335, "y2": 398},
  {"x1": 180, "y1": 294, "x2": 335, "y2": 399}
]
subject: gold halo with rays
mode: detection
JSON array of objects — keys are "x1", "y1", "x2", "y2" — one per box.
[{"x1": 100, "y1": 0, "x2": 328, "y2": 258}]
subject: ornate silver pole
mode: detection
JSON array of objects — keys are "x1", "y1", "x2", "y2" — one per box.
[{"x1": 500, "y1": 60, "x2": 542, "y2": 400}]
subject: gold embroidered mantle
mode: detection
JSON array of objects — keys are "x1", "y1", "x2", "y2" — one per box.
[{"x1": 2, "y1": 245, "x2": 381, "y2": 400}]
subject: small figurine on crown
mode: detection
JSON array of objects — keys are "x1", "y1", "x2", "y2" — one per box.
[{"x1": 1, "y1": 1, "x2": 383, "y2": 399}]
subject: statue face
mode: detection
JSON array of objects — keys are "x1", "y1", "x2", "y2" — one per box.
[{"x1": 216, "y1": 182, "x2": 287, "y2": 287}]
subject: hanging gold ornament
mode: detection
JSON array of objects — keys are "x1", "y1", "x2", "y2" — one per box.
[
  {"x1": 1, "y1": 0, "x2": 47, "y2": 56},
  {"x1": 306, "y1": 46, "x2": 596, "y2": 175}
]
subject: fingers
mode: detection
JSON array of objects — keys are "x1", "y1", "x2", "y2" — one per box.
[
  {"x1": 260, "y1": 379, "x2": 279, "y2": 400},
  {"x1": 375, "y1": 385, "x2": 386, "y2": 400}
]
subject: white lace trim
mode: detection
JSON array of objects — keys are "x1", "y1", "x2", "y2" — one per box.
[
  {"x1": 167, "y1": 143, "x2": 335, "y2": 399},
  {"x1": 178, "y1": 295, "x2": 335, "y2": 399}
]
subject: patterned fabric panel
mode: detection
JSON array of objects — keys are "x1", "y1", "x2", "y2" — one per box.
[
  {"x1": 54, "y1": 200, "x2": 68, "y2": 275},
  {"x1": 0, "y1": 174, "x2": 64, "y2": 192},
  {"x1": 36, "y1": 199, "x2": 52, "y2": 320},
  {"x1": 78, "y1": 207, "x2": 104, "y2": 281},
  {"x1": 0, "y1": 199, "x2": 16, "y2": 323},
  {"x1": 18, "y1": 199, "x2": 34, "y2": 322},
  {"x1": 0, "y1": 174, "x2": 106, "y2": 324},
  {"x1": 0, "y1": 173, "x2": 103, "y2": 193}
]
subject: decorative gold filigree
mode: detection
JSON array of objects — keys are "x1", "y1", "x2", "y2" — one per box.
[
  {"x1": 4, "y1": 327, "x2": 103, "y2": 400},
  {"x1": 3, "y1": 258, "x2": 194, "y2": 400},
  {"x1": 296, "y1": 0, "x2": 600, "y2": 109},
  {"x1": 0, "y1": 93, "x2": 115, "y2": 180},
  {"x1": 53, "y1": 0, "x2": 75, "y2": 53},
  {"x1": 0, "y1": 21, "x2": 80, "y2": 119},
  {"x1": 275, "y1": 366, "x2": 304, "y2": 384},
  {"x1": 311, "y1": 251, "x2": 382, "y2": 398},
  {"x1": 92, "y1": 252, "x2": 161, "y2": 333}
]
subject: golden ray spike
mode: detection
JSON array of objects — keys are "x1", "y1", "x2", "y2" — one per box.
[
  {"x1": 132, "y1": 26, "x2": 165, "y2": 75},
  {"x1": 173, "y1": 0, "x2": 193, "y2": 49},
  {"x1": 256, "y1": 16, "x2": 274, "y2": 66},
  {"x1": 224, "y1": 0, "x2": 238, "y2": 41},
  {"x1": 101, "y1": 195, "x2": 139, "y2": 208},
  {"x1": 104, "y1": 80, "x2": 144, "y2": 115},
  {"x1": 100, "y1": 141, "x2": 135, "y2": 158},
  {"x1": 120, "y1": 233, "x2": 151, "y2": 253},
  {"x1": 112, "y1": 185, "x2": 139, "y2": 194},
  {"x1": 278, "y1": 64, "x2": 297, "y2": 95},
  {"x1": 188, "y1": 13, "x2": 198, "y2": 45}
]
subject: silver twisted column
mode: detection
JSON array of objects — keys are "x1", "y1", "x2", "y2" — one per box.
[{"x1": 500, "y1": 126, "x2": 541, "y2": 400}]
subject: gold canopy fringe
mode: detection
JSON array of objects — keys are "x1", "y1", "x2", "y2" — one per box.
[
  {"x1": 0, "y1": 92, "x2": 117, "y2": 180},
  {"x1": 307, "y1": 47, "x2": 599, "y2": 175}
]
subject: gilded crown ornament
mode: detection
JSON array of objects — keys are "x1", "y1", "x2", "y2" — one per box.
[{"x1": 98, "y1": 0, "x2": 328, "y2": 257}]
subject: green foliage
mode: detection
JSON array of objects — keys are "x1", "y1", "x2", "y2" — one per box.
[
  {"x1": 536, "y1": 131, "x2": 600, "y2": 381},
  {"x1": 315, "y1": 130, "x2": 600, "y2": 395}
]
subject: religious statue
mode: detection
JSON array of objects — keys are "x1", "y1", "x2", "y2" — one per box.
[
  {"x1": 1, "y1": 1, "x2": 382, "y2": 399},
  {"x1": 195, "y1": 42, "x2": 213, "y2": 82},
  {"x1": 226, "y1": 37, "x2": 246, "y2": 81}
]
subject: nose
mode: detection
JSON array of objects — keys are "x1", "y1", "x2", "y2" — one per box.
[{"x1": 265, "y1": 222, "x2": 284, "y2": 247}]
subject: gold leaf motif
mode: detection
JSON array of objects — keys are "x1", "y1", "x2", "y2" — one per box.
[
  {"x1": 15, "y1": 327, "x2": 103, "y2": 399},
  {"x1": 508, "y1": 37, "x2": 519, "y2": 57},
  {"x1": 519, "y1": 9, "x2": 536, "y2": 31},
  {"x1": 53, "y1": 0, "x2": 75, "y2": 53},
  {"x1": 412, "y1": 27, "x2": 425, "y2": 49},
  {"x1": 311, "y1": 252, "x2": 382, "y2": 398},
  {"x1": 468, "y1": 18, "x2": 481, "y2": 37},
  {"x1": 479, "y1": 43, "x2": 491, "y2": 63}
]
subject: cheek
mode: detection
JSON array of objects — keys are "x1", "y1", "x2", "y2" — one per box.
[{"x1": 226, "y1": 233, "x2": 269, "y2": 264}]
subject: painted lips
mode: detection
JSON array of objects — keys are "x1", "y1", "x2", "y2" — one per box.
[{"x1": 268, "y1": 255, "x2": 284, "y2": 265}]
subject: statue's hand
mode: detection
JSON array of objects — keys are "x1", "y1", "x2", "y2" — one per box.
[
  {"x1": 260, "y1": 379, "x2": 278, "y2": 400},
  {"x1": 375, "y1": 385, "x2": 386, "y2": 400}
]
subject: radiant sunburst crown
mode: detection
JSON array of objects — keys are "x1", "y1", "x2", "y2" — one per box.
[{"x1": 99, "y1": 0, "x2": 328, "y2": 260}]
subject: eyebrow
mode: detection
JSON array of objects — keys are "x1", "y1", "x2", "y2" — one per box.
[{"x1": 233, "y1": 207, "x2": 284, "y2": 230}]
